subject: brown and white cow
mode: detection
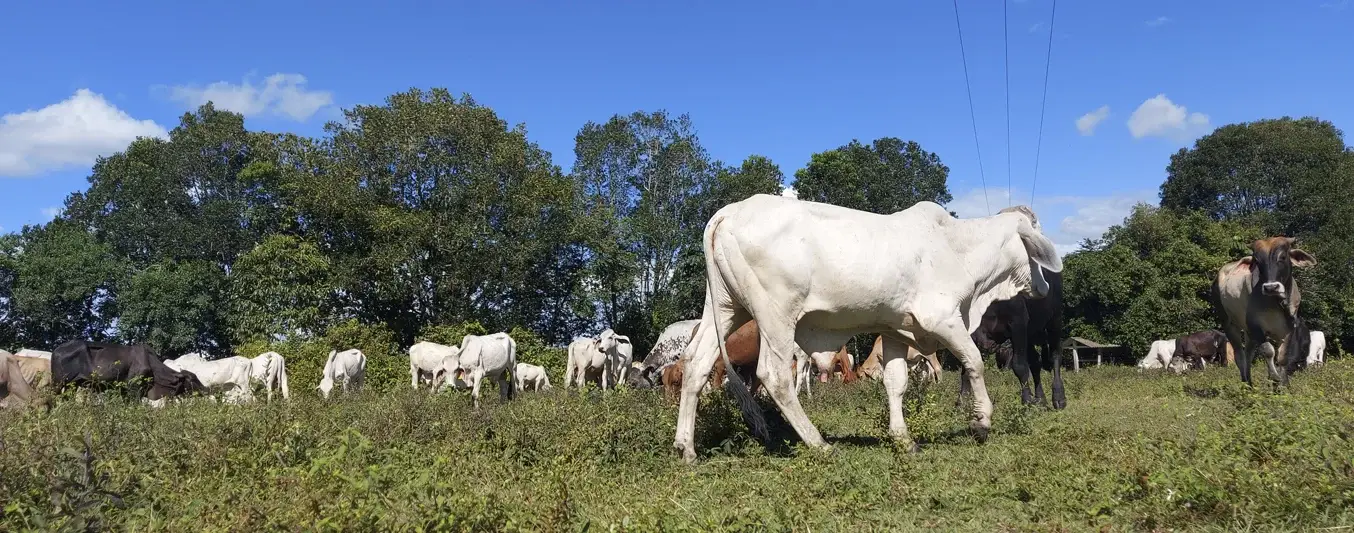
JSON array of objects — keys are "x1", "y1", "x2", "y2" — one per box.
[{"x1": 1212, "y1": 237, "x2": 1316, "y2": 386}]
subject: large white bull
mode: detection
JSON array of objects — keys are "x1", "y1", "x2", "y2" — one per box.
[
  {"x1": 249, "y1": 351, "x2": 291, "y2": 401},
  {"x1": 318, "y1": 349, "x2": 366, "y2": 399},
  {"x1": 673, "y1": 195, "x2": 1062, "y2": 463},
  {"x1": 439, "y1": 332, "x2": 516, "y2": 408}
]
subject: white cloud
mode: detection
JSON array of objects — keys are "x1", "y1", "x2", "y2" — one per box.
[
  {"x1": 166, "y1": 73, "x2": 333, "y2": 121},
  {"x1": 1028, "y1": 22, "x2": 1045, "y2": 33},
  {"x1": 41, "y1": 206, "x2": 63, "y2": 220},
  {"x1": 1320, "y1": 0, "x2": 1348, "y2": 10},
  {"x1": 1076, "y1": 105, "x2": 1111, "y2": 136},
  {"x1": 0, "y1": 89, "x2": 167, "y2": 178},
  {"x1": 780, "y1": 186, "x2": 798, "y2": 200},
  {"x1": 1145, "y1": 16, "x2": 1172, "y2": 27},
  {"x1": 1127, "y1": 94, "x2": 1212, "y2": 141},
  {"x1": 947, "y1": 187, "x2": 1014, "y2": 219},
  {"x1": 1041, "y1": 190, "x2": 1159, "y2": 255}
]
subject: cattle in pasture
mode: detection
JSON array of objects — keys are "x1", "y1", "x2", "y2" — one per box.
[
  {"x1": 673, "y1": 196, "x2": 1062, "y2": 463},
  {"x1": 50, "y1": 341, "x2": 205, "y2": 406},
  {"x1": 249, "y1": 351, "x2": 291, "y2": 401},
  {"x1": 1307, "y1": 330, "x2": 1326, "y2": 368},
  {"x1": 565, "y1": 329, "x2": 627, "y2": 391},
  {"x1": 514, "y1": 363, "x2": 551, "y2": 392},
  {"x1": 609, "y1": 331, "x2": 635, "y2": 383},
  {"x1": 409, "y1": 341, "x2": 460, "y2": 390},
  {"x1": 632, "y1": 319, "x2": 700, "y2": 387},
  {"x1": 1, "y1": 351, "x2": 42, "y2": 408},
  {"x1": 440, "y1": 332, "x2": 516, "y2": 408},
  {"x1": 1212, "y1": 237, "x2": 1316, "y2": 386},
  {"x1": 318, "y1": 349, "x2": 367, "y2": 399},
  {"x1": 164, "y1": 353, "x2": 257, "y2": 404},
  {"x1": 1137, "y1": 339, "x2": 1177, "y2": 370},
  {"x1": 1171, "y1": 330, "x2": 1230, "y2": 373},
  {"x1": 963, "y1": 266, "x2": 1065, "y2": 408}
]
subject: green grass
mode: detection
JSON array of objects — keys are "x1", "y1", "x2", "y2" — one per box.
[{"x1": 3, "y1": 362, "x2": 1353, "y2": 532}]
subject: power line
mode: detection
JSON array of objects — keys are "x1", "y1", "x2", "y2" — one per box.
[
  {"x1": 1030, "y1": 0, "x2": 1058, "y2": 209},
  {"x1": 1003, "y1": 0, "x2": 1012, "y2": 209},
  {"x1": 951, "y1": 0, "x2": 991, "y2": 216}
]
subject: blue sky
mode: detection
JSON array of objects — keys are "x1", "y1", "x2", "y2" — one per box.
[{"x1": 2, "y1": 1, "x2": 1351, "y2": 254}]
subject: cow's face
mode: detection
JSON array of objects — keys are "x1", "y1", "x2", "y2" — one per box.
[
  {"x1": 1246, "y1": 237, "x2": 1316, "y2": 299},
  {"x1": 318, "y1": 376, "x2": 334, "y2": 399},
  {"x1": 596, "y1": 333, "x2": 618, "y2": 354}
]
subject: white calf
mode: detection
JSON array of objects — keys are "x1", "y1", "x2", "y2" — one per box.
[
  {"x1": 1137, "y1": 339, "x2": 1176, "y2": 370},
  {"x1": 318, "y1": 349, "x2": 367, "y2": 399},
  {"x1": 249, "y1": 351, "x2": 291, "y2": 401},
  {"x1": 1308, "y1": 330, "x2": 1326, "y2": 367},
  {"x1": 410, "y1": 341, "x2": 460, "y2": 390},
  {"x1": 515, "y1": 363, "x2": 552, "y2": 392}
]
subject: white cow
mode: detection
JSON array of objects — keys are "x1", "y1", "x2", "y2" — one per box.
[
  {"x1": 164, "y1": 353, "x2": 256, "y2": 404},
  {"x1": 514, "y1": 363, "x2": 552, "y2": 392},
  {"x1": 409, "y1": 341, "x2": 461, "y2": 390},
  {"x1": 604, "y1": 330, "x2": 635, "y2": 384},
  {"x1": 318, "y1": 349, "x2": 367, "y2": 399},
  {"x1": 1137, "y1": 339, "x2": 1177, "y2": 370},
  {"x1": 673, "y1": 195, "x2": 1062, "y2": 463},
  {"x1": 14, "y1": 349, "x2": 51, "y2": 360},
  {"x1": 1308, "y1": 330, "x2": 1326, "y2": 367},
  {"x1": 440, "y1": 332, "x2": 516, "y2": 408},
  {"x1": 565, "y1": 331, "x2": 624, "y2": 391},
  {"x1": 249, "y1": 351, "x2": 291, "y2": 401}
]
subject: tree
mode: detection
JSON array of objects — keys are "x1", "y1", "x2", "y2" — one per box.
[
  {"x1": 571, "y1": 110, "x2": 716, "y2": 344},
  {"x1": 228, "y1": 235, "x2": 334, "y2": 343},
  {"x1": 117, "y1": 260, "x2": 226, "y2": 356},
  {"x1": 791, "y1": 137, "x2": 952, "y2": 214},
  {"x1": 8, "y1": 221, "x2": 126, "y2": 347},
  {"x1": 1061, "y1": 205, "x2": 1264, "y2": 357}
]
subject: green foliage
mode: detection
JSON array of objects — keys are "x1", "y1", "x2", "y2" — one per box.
[
  {"x1": 1062, "y1": 205, "x2": 1263, "y2": 356},
  {"x1": 416, "y1": 321, "x2": 489, "y2": 347},
  {"x1": 507, "y1": 326, "x2": 566, "y2": 378},
  {"x1": 8, "y1": 221, "x2": 125, "y2": 347},
  {"x1": 321, "y1": 319, "x2": 402, "y2": 391},
  {"x1": 116, "y1": 260, "x2": 226, "y2": 356},
  {"x1": 228, "y1": 234, "x2": 333, "y2": 343},
  {"x1": 3, "y1": 364, "x2": 1352, "y2": 530},
  {"x1": 791, "y1": 137, "x2": 952, "y2": 215}
]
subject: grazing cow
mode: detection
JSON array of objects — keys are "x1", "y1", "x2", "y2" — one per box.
[
  {"x1": 440, "y1": 332, "x2": 516, "y2": 407},
  {"x1": 565, "y1": 330, "x2": 626, "y2": 391},
  {"x1": 1307, "y1": 330, "x2": 1326, "y2": 368},
  {"x1": 1, "y1": 351, "x2": 41, "y2": 408},
  {"x1": 1138, "y1": 339, "x2": 1177, "y2": 370},
  {"x1": 1212, "y1": 237, "x2": 1316, "y2": 386},
  {"x1": 50, "y1": 341, "x2": 204, "y2": 406},
  {"x1": 249, "y1": 351, "x2": 291, "y2": 401},
  {"x1": 858, "y1": 335, "x2": 943, "y2": 383},
  {"x1": 514, "y1": 363, "x2": 551, "y2": 392},
  {"x1": 409, "y1": 341, "x2": 460, "y2": 390},
  {"x1": 164, "y1": 353, "x2": 257, "y2": 404},
  {"x1": 606, "y1": 331, "x2": 635, "y2": 384},
  {"x1": 318, "y1": 349, "x2": 367, "y2": 399},
  {"x1": 1172, "y1": 330, "x2": 1230, "y2": 372},
  {"x1": 673, "y1": 196, "x2": 1062, "y2": 462},
  {"x1": 659, "y1": 360, "x2": 684, "y2": 400},
  {"x1": 632, "y1": 319, "x2": 701, "y2": 388},
  {"x1": 963, "y1": 267, "x2": 1065, "y2": 408},
  {"x1": 14, "y1": 349, "x2": 51, "y2": 360}
]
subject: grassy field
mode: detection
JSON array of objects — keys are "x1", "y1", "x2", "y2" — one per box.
[{"x1": 2, "y1": 362, "x2": 1352, "y2": 532}]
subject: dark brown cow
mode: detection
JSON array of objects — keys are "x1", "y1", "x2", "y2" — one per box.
[
  {"x1": 963, "y1": 268, "x2": 1066, "y2": 408},
  {"x1": 51, "y1": 341, "x2": 205, "y2": 402},
  {"x1": 1213, "y1": 237, "x2": 1316, "y2": 386},
  {"x1": 1173, "y1": 330, "x2": 1230, "y2": 370}
]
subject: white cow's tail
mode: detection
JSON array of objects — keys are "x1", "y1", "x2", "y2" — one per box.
[{"x1": 704, "y1": 214, "x2": 771, "y2": 447}]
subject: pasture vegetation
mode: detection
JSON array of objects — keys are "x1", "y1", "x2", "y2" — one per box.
[{"x1": 3, "y1": 362, "x2": 1352, "y2": 531}]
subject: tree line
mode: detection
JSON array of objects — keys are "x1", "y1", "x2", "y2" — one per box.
[{"x1": 1, "y1": 87, "x2": 1349, "y2": 368}]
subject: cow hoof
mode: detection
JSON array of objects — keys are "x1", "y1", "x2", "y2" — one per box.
[
  {"x1": 970, "y1": 423, "x2": 990, "y2": 444},
  {"x1": 1052, "y1": 396, "x2": 1067, "y2": 410}
]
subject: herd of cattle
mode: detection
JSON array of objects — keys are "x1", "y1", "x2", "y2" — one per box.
[{"x1": 0, "y1": 195, "x2": 1334, "y2": 463}]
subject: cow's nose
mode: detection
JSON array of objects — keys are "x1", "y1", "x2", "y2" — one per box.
[{"x1": 1261, "y1": 281, "x2": 1284, "y2": 295}]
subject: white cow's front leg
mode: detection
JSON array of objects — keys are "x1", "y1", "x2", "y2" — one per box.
[
  {"x1": 931, "y1": 315, "x2": 993, "y2": 442},
  {"x1": 471, "y1": 368, "x2": 485, "y2": 409},
  {"x1": 879, "y1": 337, "x2": 918, "y2": 452}
]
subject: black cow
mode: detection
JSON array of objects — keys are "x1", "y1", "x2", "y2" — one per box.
[
  {"x1": 51, "y1": 341, "x2": 205, "y2": 402},
  {"x1": 1212, "y1": 237, "x2": 1316, "y2": 386},
  {"x1": 1173, "y1": 330, "x2": 1230, "y2": 370},
  {"x1": 961, "y1": 268, "x2": 1066, "y2": 409}
]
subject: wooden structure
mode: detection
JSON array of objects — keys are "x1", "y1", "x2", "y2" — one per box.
[{"x1": 1062, "y1": 337, "x2": 1126, "y2": 371}]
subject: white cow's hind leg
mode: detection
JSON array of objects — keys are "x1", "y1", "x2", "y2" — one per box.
[
  {"x1": 761, "y1": 331, "x2": 829, "y2": 453},
  {"x1": 673, "y1": 317, "x2": 723, "y2": 463},
  {"x1": 879, "y1": 337, "x2": 918, "y2": 452},
  {"x1": 931, "y1": 315, "x2": 994, "y2": 441}
]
